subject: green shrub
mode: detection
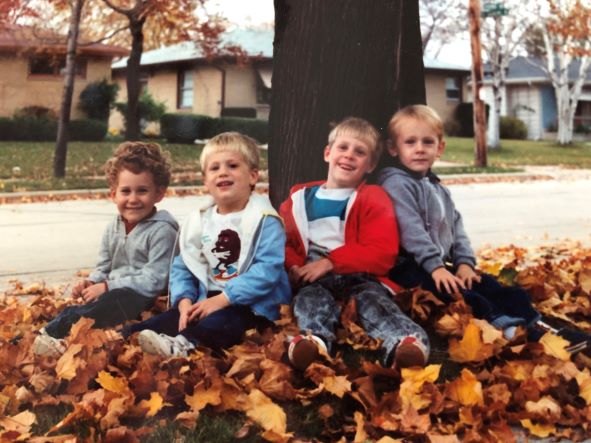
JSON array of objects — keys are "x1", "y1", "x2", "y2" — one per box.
[
  {"x1": 204, "y1": 117, "x2": 269, "y2": 144},
  {"x1": 13, "y1": 106, "x2": 57, "y2": 120},
  {"x1": 454, "y1": 103, "x2": 490, "y2": 137},
  {"x1": 78, "y1": 79, "x2": 119, "y2": 122},
  {"x1": 221, "y1": 107, "x2": 257, "y2": 118},
  {"x1": 500, "y1": 116, "x2": 528, "y2": 140},
  {"x1": 12, "y1": 116, "x2": 58, "y2": 141},
  {"x1": 115, "y1": 90, "x2": 166, "y2": 132},
  {"x1": 160, "y1": 113, "x2": 212, "y2": 143},
  {"x1": 0, "y1": 117, "x2": 15, "y2": 140},
  {"x1": 574, "y1": 123, "x2": 590, "y2": 134},
  {"x1": 69, "y1": 119, "x2": 108, "y2": 141}
]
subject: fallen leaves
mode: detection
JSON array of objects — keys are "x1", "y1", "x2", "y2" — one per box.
[{"x1": 2, "y1": 242, "x2": 591, "y2": 440}]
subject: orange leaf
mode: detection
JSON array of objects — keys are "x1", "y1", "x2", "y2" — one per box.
[
  {"x1": 95, "y1": 371, "x2": 129, "y2": 394},
  {"x1": 245, "y1": 389, "x2": 287, "y2": 435},
  {"x1": 0, "y1": 410, "x2": 36, "y2": 434},
  {"x1": 520, "y1": 419, "x2": 555, "y2": 438},
  {"x1": 448, "y1": 322, "x2": 494, "y2": 363},
  {"x1": 137, "y1": 392, "x2": 168, "y2": 417},
  {"x1": 445, "y1": 369, "x2": 483, "y2": 406},
  {"x1": 56, "y1": 343, "x2": 84, "y2": 380},
  {"x1": 353, "y1": 411, "x2": 367, "y2": 443},
  {"x1": 185, "y1": 380, "x2": 222, "y2": 412},
  {"x1": 539, "y1": 332, "x2": 571, "y2": 361}
]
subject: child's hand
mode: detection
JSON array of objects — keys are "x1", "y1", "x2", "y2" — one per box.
[
  {"x1": 298, "y1": 258, "x2": 334, "y2": 283},
  {"x1": 72, "y1": 280, "x2": 93, "y2": 300},
  {"x1": 431, "y1": 267, "x2": 465, "y2": 299},
  {"x1": 81, "y1": 282, "x2": 107, "y2": 303},
  {"x1": 288, "y1": 265, "x2": 304, "y2": 286},
  {"x1": 178, "y1": 298, "x2": 193, "y2": 332},
  {"x1": 188, "y1": 293, "x2": 230, "y2": 322},
  {"x1": 455, "y1": 264, "x2": 481, "y2": 290}
]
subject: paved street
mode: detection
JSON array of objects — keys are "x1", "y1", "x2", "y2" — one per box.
[{"x1": 1, "y1": 175, "x2": 591, "y2": 291}]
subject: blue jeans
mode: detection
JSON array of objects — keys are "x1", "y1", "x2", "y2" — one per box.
[
  {"x1": 293, "y1": 273, "x2": 429, "y2": 364},
  {"x1": 123, "y1": 304, "x2": 271, "y2": 350},
  {"x1": 44, "y1": 288, "x2": 153, "y2": 339},
  {"x1": 390, "y1": 260, "x2": 541, "y2": 330}
]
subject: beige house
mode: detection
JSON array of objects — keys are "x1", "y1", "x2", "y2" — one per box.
[
  {"x1": 0, "y1": 25, "x2": 127, "y2": 119},
  {"x1": 110, "y1": 28, "x2": 469, "y2": 131}
]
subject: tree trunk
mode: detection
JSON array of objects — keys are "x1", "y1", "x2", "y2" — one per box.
[
  {"x1": 268, "y1": 0, "x2": 425, "y2": 206},
  {"x1": 53, "y1": 0, "x2": 84, "y2": 178},
  {"x1": 468, "y1": 0, "x2": 487, "y2": 167},
  {"x1": 125, "y1": 16, "x2": 145, "y2": 141}
]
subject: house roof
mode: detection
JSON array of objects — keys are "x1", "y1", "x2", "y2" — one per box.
[
  {"x1": 485, "y1": 55, "x2": 591, "y2": 84},
  {"x1": 0, "y1": 24, "x2": 128, "y2": 57},
  {"x1": 112, "y1": 28, "x2": 273, "y2": 69},
  {"x1": 112, "y1": 27, "x2": 470, "y2": 73}
]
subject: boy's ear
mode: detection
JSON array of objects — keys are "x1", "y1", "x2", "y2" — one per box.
[
  {"x1": 386, "y1": 139, "x2": 397, "y2": 157},
  {"x1": 323, "y1": 145, "x2": 331, "y2": 162},
  {"x1": 249, "y1": 168, "x2": 259, "y2": 187},
  {"x1": 437, "y1": 139, "x2": 446, "y2": 158},
  {"x1": 155, "y1": 187, "x2": 166, "y2": 203}
]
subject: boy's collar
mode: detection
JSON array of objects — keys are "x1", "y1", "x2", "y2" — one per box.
[{"x1": 391, "y1": 157, "x2": 440, "y2": 183}]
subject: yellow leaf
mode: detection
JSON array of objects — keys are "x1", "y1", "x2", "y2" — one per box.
[
  {"x1": 138, "y1": 392, "x2": 167, "y2": 417},
  {"x1": 448, "y1": 322, "x2": 494, "y2": 363},
  {"x1": 539, "y1": 332, "x2": 571, "y2": 361},
  {"x1": 520, "y1": 419, "x2": 555, "y2": 438},
  {"x1": 95, "y1": 371, "x2": 129, "y2": 394},
  {"x1": 323, "y1": 374, "x2": 351, "y2": 398},
  {"x1": 0, "y1": 410, "x2": 36, "y2": 433},
  {"x1": 245, "y1": 389, "x2": 287, "y2": 435},
  {"x1": 525, "y1": 396, "x2": 561, "y2": 419},
  {"x1": 353, "y1": 411, "x2": 367, "y2": 443},
  {"x1": 56, "y1": 344, "x2": 84, "y2": 381},
  {"x1": 445, "y1": 369, "x2": 483, "y2": 406},
  {"x1": 472, "y1": 319, "x2": 503, "y2": 344},
  {"x1": 400, "y1": 365, "x2": 441, "y2": 410},
  {"x1": 185, "y1": 380, "x2": 222, "y2": 412},
  {"x1": 579, "y1": 268, "x2": 591, "y2": 294},
  {"x1": 401, "y1": 364, "x2": 441, "y2": 386},
  {"x1": 576, "y1": 369, "x2": 591, "y2": 406},
  {"x1": 376, "y1": 437, "x2": 404, "y2": 443}
]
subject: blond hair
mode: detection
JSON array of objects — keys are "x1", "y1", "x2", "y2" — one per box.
[
  {"x1": 387, "y1": 105, "x2": 444, "y2": 142},
  {"x1": 200, "y1": 132, "x2": 260, "y2": 172},
  {"x1": 105, "y1": 141, "x2": 171, "y2": 189},
  {"x1": 327, "y1": 117, "x2": 382, "y2": 166}
]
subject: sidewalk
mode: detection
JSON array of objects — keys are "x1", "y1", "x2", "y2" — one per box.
[{"x1": 1, "y1": 167, "x2": 591, "y2": 291}]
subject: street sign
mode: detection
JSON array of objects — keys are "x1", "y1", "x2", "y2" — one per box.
[{"x1": 482, "y1": 2, "x2": 509, "y2": 17}]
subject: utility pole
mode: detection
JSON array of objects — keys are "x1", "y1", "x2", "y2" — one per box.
[{"x1": 469, "y1": 0, "x2": 488, "y2": 167}]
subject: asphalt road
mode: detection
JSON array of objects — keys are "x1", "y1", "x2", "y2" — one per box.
[{"x1": 1, "y1": 177, "x2": 591, "y2": 291}]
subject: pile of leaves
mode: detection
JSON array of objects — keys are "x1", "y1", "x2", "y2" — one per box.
[{"x1": 1, "y1": 242, "x2": 591, "y2": 442}]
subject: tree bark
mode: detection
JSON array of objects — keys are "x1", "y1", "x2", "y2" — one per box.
[
  {"x1": 268, "y1": 0, "x2": 425, "y2": 206},
  {"x1": 125, "y1": 16, "x2": 145, "y2": 140},
  {"x1": 468, "y1": 0, "x2": 487, "y2": 167},
  {"x1": 53, "y1": 0, "x2": 84, "y2": 178}
]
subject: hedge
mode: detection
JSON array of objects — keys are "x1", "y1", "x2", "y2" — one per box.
[
  {"x1": 454, "y1": 102, "x2": 490, "y2": 137},
  {"x1": 160, "y1": 113, "x2": 212, "y2": 143},
  {"x1": 161, "y1": 113, "x2": 269, "y2": 144},
  {"x1": 69, "y1": 119, "x2": 108, "y2": 141},
  {"x1": 500, "y1": 116, "x2": 528, "y2": 140}
]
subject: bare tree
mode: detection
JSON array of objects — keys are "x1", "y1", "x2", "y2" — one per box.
[
  {"x1": 419, "y1": 0, "x2": 466, "y2": 56},
  {"x1": 480, "y1": 1, "x2": 532, "y2": 148}
]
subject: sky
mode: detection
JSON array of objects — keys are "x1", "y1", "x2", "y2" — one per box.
[{"x1": 211, "y1": 0, "x2": 471, "y2": 67}]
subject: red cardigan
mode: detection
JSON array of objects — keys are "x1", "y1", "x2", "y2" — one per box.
[{"x1": 279, "y1": 180, "x2": 401, "y2": 292}]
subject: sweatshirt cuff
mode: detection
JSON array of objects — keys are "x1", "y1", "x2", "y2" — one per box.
[
  {"x1": 422, "y1": 256, "x2": 446, "y2": 274},
  {"x1": 453, "y1": 257, "x2": 477, "y2": 269}
]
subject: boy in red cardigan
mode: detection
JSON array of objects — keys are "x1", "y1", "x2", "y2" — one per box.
[{"x1": 279, "y1": 117, "x2": 429, "y2": 370}]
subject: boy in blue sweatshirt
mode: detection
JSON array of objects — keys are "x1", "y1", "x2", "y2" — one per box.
[{"x1": 126, "y1": 132, "x2": 291, "y2": 357}]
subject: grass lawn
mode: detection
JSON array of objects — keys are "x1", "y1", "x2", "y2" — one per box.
[{"x1": 0, "y1": 137, "x2": 589, "y2": 192}]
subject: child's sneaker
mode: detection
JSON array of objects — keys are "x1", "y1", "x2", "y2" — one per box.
[
  {"x1": 393, "y1": 336, "x2": 428, "y2": 369},
  {"x1": 530, "y1": 319, "x2": 591, "y2": 355},
  {"x1": 138, "y1": 330, "x2": 195, "y2": 358},
  {"x1": 33, "y1": 330, "x2": 66, "y2": 358},
  {"x1": 288, "y1": 334, "x2": 326, "y2": 371}
]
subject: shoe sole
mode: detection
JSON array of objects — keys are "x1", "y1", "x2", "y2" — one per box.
[
  {"x1": 394, "y1": 343, "x2": 426, "y2": 369},
  {"x1": 288, "y1": 338, "x2": 319, "y2": 371}
]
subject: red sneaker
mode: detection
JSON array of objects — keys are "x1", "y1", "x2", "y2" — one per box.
[
  {"x1": 288, "y1": 334, "x2": 325, "y2": 370},
  {"x1": 393, "y1": 336, "x2": 428, "y2": 369}
]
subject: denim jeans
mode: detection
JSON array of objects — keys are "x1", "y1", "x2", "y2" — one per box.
[
  {"x1": 44, "y1": 288, "x2": 153, "y2": 338},
  {"x1": 123, "y1": 304, "x2": 271, "y2": 350},
  {"x1": 390, "y1": 260, "x2": 541, "y2": 329},
  {"x1": 293, "y1": 273, "x2": 429, "y2": 364}
]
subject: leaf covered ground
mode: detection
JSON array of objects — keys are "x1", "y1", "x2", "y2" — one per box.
[{"x1": 1, "y1": 242, "x2": 591, "y2": 442}]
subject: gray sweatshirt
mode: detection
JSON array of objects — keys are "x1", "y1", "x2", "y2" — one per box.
[
  {"x1": 378, "y1": 166, "x2": 476, "y2": 274},
  {"x1": 88, "y1": 209, "x2": 179, "y2": 298}
]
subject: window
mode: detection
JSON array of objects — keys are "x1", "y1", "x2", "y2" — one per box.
[
  {"x1": 178, "y1": 69, "x2": 194, "y2": 109},
  {"x1": 256, "y1": 67, "x2": 272, "y2": 104},
  {"x1": 29, "y1": 54, "x2": 86, "y2": 78},
  {"x1": 445, "y1": 77, "x2": 461, "y2": 101}
]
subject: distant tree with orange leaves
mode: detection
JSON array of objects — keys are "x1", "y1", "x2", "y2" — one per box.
[{"x1": 539, "y1": 0, "x2": 591, "y2": 145}]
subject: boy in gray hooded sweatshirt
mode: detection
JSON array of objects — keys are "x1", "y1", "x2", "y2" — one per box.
[
  {"x1": 378, "y1": 105, "x2": 590, "y2": 354},
  {"x1": 34, "y1": 142, "x2": 178, "y2": 357}
]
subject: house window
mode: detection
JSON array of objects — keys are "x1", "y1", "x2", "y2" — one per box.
[
  {"x1": 29, "y1": 54, "x2": 86, "y2": 77},
  {"x1": 445, "y1": 77, "x2": 461, "y2": 101},
  {"x1": 178, "y1": 69, "x2": 194, "y2": 109},
  {"x1": 256, "y1": 68, "x2": 272, "y2": 104}
]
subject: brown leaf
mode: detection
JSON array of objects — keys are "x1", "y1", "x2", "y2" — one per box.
[{"x1": 55, "y1": 344, "x2": 84, "y2": 380}]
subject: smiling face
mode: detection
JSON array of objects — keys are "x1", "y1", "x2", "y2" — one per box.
[
  {"x1": 389, "y1": 117, "x2": 446, "y2": 176},
  {"x1": 111, "y1": 169, "x2": 165, "y2": 223},
  {"x1": 203, "y1": 151, "x2": 259, "y2": 214},
  {"x1": 324, "y1": 134, "x2": 375, "y2": 189}
]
